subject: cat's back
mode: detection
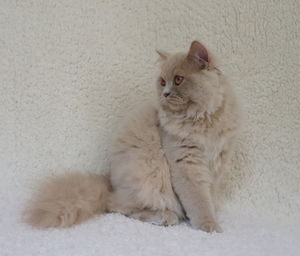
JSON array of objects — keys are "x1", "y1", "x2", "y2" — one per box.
[
  {"x1": 122, "y1": 101, "x2": 159, "y2": 135},
  {"x1": 111, "y1": 101, "x2": 161, "y2": 155},
  {"x1": 109, "y1": 101, "x2": 183, "y2": 216}
]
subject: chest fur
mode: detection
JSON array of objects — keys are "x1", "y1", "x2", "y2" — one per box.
[{"x1": 159, "y1": 111, "x2": 232, "y2": 173}]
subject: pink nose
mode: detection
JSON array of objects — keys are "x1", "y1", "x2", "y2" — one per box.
[{"x1": 163, "y1": 92, "x2": 170, "y2": 97}]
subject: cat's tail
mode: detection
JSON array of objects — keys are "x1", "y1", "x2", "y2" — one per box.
[{"x1": 24, "y1": 173, "x2": 111, "y2": 228}]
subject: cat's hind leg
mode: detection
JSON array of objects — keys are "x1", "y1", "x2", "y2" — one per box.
[
  {"x1": 109, "y1": 197, "x2": 179, "y2": 226},
  {"x1": 108, "y1": 194, "x2": 179, "y2": 226},
  {"x1": 129, "y1": 209, "x2": 179, "y2": 226}
]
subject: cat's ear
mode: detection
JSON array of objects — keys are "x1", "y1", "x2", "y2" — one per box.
[
  {"x1": 156, "y1": 50, "x2": 169, "y2": 60},
  {"x1": 187, "y1": 41, "x2": 210, "y2": 67}
]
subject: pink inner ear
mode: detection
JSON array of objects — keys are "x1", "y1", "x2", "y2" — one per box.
[{"x1": 188, "y1": 41, "x2": 209, "y2": 65}]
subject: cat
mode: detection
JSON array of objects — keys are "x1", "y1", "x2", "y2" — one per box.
[{"x1": 24, "y1": 41, "x2": 241, "y2": 233}]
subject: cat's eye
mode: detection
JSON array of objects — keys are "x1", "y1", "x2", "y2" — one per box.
[
  {"x1": 160, "y1": 78, "x2": 166, "y2": 87},
  {"x1": 174, "y1": 75, "x2": 184, "y2": 86}
]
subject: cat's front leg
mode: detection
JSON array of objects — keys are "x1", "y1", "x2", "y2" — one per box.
[{"x1": 171, "y1": 164, "x2": 222, "y2": 233}]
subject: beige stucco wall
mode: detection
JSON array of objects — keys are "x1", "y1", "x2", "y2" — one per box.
[{"x1": 1, "y1": 0, "x2": 299, "y2": 217}]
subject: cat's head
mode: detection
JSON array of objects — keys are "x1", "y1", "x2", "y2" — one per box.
[{"x1": 156, "y1": 41, "x2": 224, "y2": 116}]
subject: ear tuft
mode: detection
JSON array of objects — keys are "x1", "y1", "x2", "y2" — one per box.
[
  {"x1": 156, "y1": 50, "x2": 169, "y2": 60},
  {"x1": 188, "y1": 41, "x2": 210, "y2": 67}
]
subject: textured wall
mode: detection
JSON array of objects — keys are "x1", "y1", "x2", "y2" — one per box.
[{"x1": 1, "y1": 0, "x2": 299, "y2": 218}]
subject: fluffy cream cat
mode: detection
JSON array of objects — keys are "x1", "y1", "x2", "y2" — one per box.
[{"x1": 24, "y1": 41, "x2": 241, "y2": 233}]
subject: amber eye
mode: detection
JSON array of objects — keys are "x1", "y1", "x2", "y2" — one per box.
[
  {"x1": 160, "y1": 78, "x2": 166, "y2": 87},
  {"x1": 174, "y1": 75, "x2": 184, "y2": 85}
]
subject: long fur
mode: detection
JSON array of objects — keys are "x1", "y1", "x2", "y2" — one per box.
[
  {"x1": 24, "y1": 41, "x2": 241, "y2": 232},
  {"x1": 157, "y1": 42, "x2": 241, "y2": 232},
  {"x1": 24, "y1": 173, "x2": 111, "y2": 228}
]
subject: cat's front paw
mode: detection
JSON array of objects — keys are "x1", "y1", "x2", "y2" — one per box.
[
  {"x1": 200, "y1": 220, "x2": 223, "y2": 233},
  {"x1": 162, "y1": 210, "x2": 179, "y2": 226}
]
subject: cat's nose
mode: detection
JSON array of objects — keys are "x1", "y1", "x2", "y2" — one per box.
[{"x1": 163, "y1": 92, "x2": 170, "y2": 98}]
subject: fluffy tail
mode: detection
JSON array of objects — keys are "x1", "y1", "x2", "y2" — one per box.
[{"x1": 24, "y1": 173, "x2": 111, "y2": 228}]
